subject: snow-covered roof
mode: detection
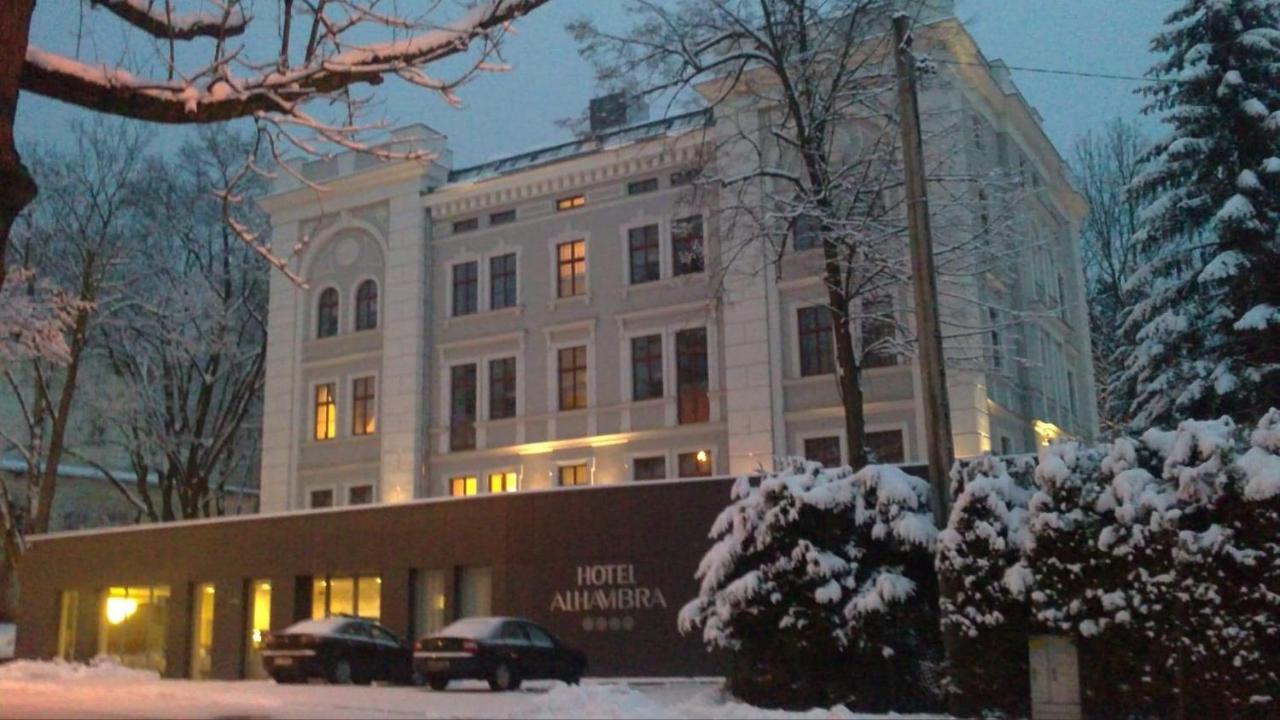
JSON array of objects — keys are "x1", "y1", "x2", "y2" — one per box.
[
  {"x1": 279, "y1": 617, "x2": 358, "y2": 636},
  {"x1": 433, "y1": 617, "x2": 511, "y2": 638},
  {"x1": 445, "y1": 109, "x2": 713, "y2": 186}
]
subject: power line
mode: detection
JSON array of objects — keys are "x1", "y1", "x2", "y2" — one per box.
[{"x1": 928, "y1": 56, "x2": 1171, "y2": 84}]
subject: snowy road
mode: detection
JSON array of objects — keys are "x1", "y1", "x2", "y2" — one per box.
[{"x1": 0, "y1": 660, "x2": 945, "y2": 719}]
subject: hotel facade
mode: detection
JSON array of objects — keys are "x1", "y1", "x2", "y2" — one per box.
[{"x1": 15, "y1": 5, "x2": 1097, "y2": 680}]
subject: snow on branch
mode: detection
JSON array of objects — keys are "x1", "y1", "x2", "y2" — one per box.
[{"x1": 89, "y1": 0, "x2": 249, "y2": 41}]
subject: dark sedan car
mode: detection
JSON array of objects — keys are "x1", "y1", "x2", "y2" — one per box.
[
  {"x1": 261, "y1": 616, "x2": 415, "y2": 685},
  {"x1": 414, "y1": 617, "x2": 587, "y2": 691}
]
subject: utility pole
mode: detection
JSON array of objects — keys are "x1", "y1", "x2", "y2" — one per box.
[{"x1": 892, "y1": 13, "x2": 954, "y2": 528}]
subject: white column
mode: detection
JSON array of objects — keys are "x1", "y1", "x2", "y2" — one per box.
[{"x1": 259, "y1": 220, "x2": 301, "y2": 512}]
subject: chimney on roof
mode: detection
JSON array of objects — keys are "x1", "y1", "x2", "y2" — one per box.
[{"x1": 588, "y1": 92, "x2": 649, "y2": 135}]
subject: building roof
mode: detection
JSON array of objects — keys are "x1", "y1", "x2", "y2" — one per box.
[
  {"x1": 0, "y1": 456, "x2": 259, "y2": 496},
  {"x1": 445, "y1": 109, "x2": 713, "y2": 186}
]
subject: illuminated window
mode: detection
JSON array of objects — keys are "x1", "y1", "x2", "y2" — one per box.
[
  {"x1": 633, "y1": 456, "x2": 666, "y2": 481},
  {"x1": 354, "y1": 280, "x2": 378, "y2": 331},
  {"x1": 450, "y1": 364, "x2": 477, "y2": 451},
  {"x1": 190, "y1": 583, "x2": 215, "y2": 680},
  {"x1": 450, "y1": 476, "x2": 478, "y2": 496},
  {"x1": 631, "y1": 335, "x2": 663, "y2": 401},
  {"x1": 490, "y1": 253, "x2": 517, "y2": 310},
  {"x1": 627, "y1": 178, "x2": 658, "y2": 195},
  {"x1": 867, "y1": 430, "x2": 905, "y2": 464},
  {"x1": 245, "y1": 579, "x2": 271, "y2": 679},
  {"x1": 798, "y1": 306, "x2": 834, "y2": 376},
  {"x1": 556, "y1": 240, "x2": 587, "y2": 298},
  {"x1": 317, "y1": 288, "x2": 339, "y2": 338},
  {"x1": 559, "y1": 464, "x2": 590, "y2": 487},
  {"x1": 352, "y1": 376, "x2": 376, "y2": 436},
  {"x1": 488, "y1": 357, "x2": 517, "y2": 420},
  {"x1": 308, "y1": 488, "x2": 334, "y2": 508},
  {"x1": 311, "y1": 575, "x2": 380, "y2": 621},
  {"x1": 672, "y1": 215, "x2": 704, "y2": 275},
  {"x1": 558, "y1": 346, "x2": 588, "y2": 411},
  {"x1": 803, "y1": 436, "x2": 842, "y2": 468},
  {"x1": 628, "y1": 225, "x2": 660, "y2": 284},
  {"x1": 676, "y1": 328, "x2": 709, "y2": 423},
  {"x1": 489, "y1": 472, "x2": 518, "y2": 493},
  {"x1": 347, "y1": 485, "x2": 374, "y2": 505},
  {"x1": 555, "y1": 194, "x2": 586, "y2": 211},
  {"x1": 314, "y1": 383, "x2": 336, "y2": 441},
  {"x1": 678, "y1": 450, "x2": 712, "y2": 478},
  {"x1": 452, "y1": 261, "x2": 478, "y2": 316},
  {"x1": 861, "y1": 294, "x2": 898, "y2": 368},
  {"x1": 99, "y1": 586, "x2": 170, "y2": 674}
]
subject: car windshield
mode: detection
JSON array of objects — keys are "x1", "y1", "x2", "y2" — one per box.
[{"x1": 435, "y1": 617, "x2": 505, "y2": 639}]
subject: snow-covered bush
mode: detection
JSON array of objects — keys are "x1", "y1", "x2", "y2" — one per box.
[
  {"x1": 936, "y1": 454, "x2": 1034, "y2": 716},
  {"x1": 678, "y1": 459, "x2": 940, "y2": 712}
]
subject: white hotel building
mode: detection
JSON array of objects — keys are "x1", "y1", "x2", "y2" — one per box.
[{"x1": 255, "y1": 10, "x2": 1098, "y2": 514}]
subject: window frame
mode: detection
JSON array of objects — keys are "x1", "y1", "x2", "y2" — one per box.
[
  {"x1": 316, "y1": 287, "x2": 340, "y2": 339},
  {"x1": 345, "y1": 483, "x2": 376, "y2": 506},
  {"x1": 488, "y1": 356, "x2": 518, "y2": 421},
  {"x1": 555, "y1": 194, "x2": 586, "y2": 212},
  {"x1": 631, "y1": 455, "x2": 667, "y2": 481},
  {"x1": 801, "y1": 435, "x2": 843, "y2": 468},
  {"x1": 557, "y1": 462, "x2": 591, "y2": 487},
  {"x1": 488, "y1": 470, "x2": 519, "y2": 494},
  {"x1": 312, "y1": 381, "x2": 338, "y2": 442},
  {"x1": 449, "y1": 363, "x2": 478, "y2": 452},
  {"x1": 449, "y1": 476, "x2": 479, "y2": 497},
  {"x1": 676, "y1": 449, "x2": 713, "y2": 478},
  {"x1": 675, "y1": 327, "x2": 710, "y2": 424},
  {"x1": 353, "y1": 278, "x2": 379, "y2": 332},
  {"x1": 629, "y1": 334, "x2": 664, "y2": 401},
  {"x1": 308, "y1": 487, "x2": 337, "y2": 509},
  {"x1": 351, "y1": 375, "x2": 377, "y2": 437},
  {"x1": 627, "y1": 223, "x2": 662, "y2": 285},
  {"x1": 555, "y1": 239, "x2": 588, "y2": 299},
  {"x1": 671, "y1": 214, "x2": 706, "y2": 276},
  {"x1": 557, "y1": 344, "x2": 589, "y2": 411},
  {"x1": 489, "y1": 208, "x2": 516, "y2": 226},
  {"x1": 489, "y1": 252, "x2": 518, "y2": 310},
  {"x1": 450, "y1": 259, "x2": 480, "y2": 317},
  {"x1": 796, "y1": 305, "x2": 835, "y2": 377}
]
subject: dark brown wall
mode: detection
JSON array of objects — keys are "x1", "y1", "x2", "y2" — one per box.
[{"x1": 16, "y1": 478, "x2": 734, "y2": 678}]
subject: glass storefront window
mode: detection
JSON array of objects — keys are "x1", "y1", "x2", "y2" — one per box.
[
  {"x1": 244, "y1": 580, "x2": 271, "y2": 679},
  {"x1": 414, "y1": 570, "x2": 447, "y2": 637},
  {"x1": 99, "y1": 585, "x2": 170, "y2": 673},
  {"x1": 190, "y1": 583, "x2": 215, "y2": 680},
  {"x1": 311, "y1": 575, "x2": 381, "y2": 621},
  {"x1": 357, "y1": 576, "x2": 381, "y2": 621},
  {"x1": 457, "y1": 566, "x2": 492, "y2": 618},
  {"x1": 329, "y1": 577, "x2": 355, "y2": 616},
  {"x1": 57, "y1": 590, "x2": 78, "y2": 661}
]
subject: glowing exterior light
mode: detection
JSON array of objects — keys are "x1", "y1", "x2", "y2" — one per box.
[
  {"x1": 105, "y1": 597, "x2": 138, "y2": 625},
  {"x1": 696, "y1": 450, "x2": 708, "y2": 464}
]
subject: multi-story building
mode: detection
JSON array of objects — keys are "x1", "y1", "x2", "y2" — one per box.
[{"x1": 256, "y1": 5, "x2": 1097, "y2": 514}]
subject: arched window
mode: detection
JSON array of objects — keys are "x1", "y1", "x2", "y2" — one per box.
[
  {"x1": 317, "y1": 288, "x2": 339, "y2": 338},
  {"x1": 355, "y1": 279, "x2": 378, "y2": 331}
]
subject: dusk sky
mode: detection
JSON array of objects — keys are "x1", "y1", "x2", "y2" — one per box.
[{"x1": 17, "y1": 1, "x2": 1169, "y2": 167}]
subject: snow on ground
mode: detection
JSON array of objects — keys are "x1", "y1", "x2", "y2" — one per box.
[
  {"x1": 0, "y1": 661, "x2": 942, "y2": 712},
  {"x1": 0, "y1": 660, "x2": 945, "y2": 719}
]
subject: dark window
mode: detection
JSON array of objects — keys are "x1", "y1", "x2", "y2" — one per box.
[
  {"x1": 630, "y1": 335, "x2": 663, "y2": 401},
  {"x1": 798, "y1": 306, "x2": 834, "y2": 376},
  {"x1": 793, "y1": 213, "x2": 821, "y2": 251},
  {"x1": 347, "y1": 485, "x2": 374, "y2": 505},
  {"x1": 989, "y1": 307, "x2": 1003, "y2": 370},
  {"x1": 676, "y1": 328, "x2": 710, "y2": 424},
  {"x1": 557, "y1": 240, "x2": 587, "y2": 298},
  {"x1": 1000, "y1": 436, "x2": 1013, "y2": 455},
  {"x1": 453, "y1": 218, "x2": 479, "y2": 234},
  {"x1": 489, "y1": 357, "x2": 517, "y2": 420},
  {"x1": 352, "y1": 376, "x2": 376, "y2": 436},
  {"x1": 672, "y1": 216, "x2": 704, "y2": 275},
  {"x1": 861, "y1": 294, "x2": 897, "y2": 368},
  {"x1": 628, "y1": 225, "x2": 661, "y2": 284},
  {"x1": 558, "y1": 346, "x2": 588, "y2": 411},
  {"x1": 670, "y1": 168, "x2": 697, "y2": 187},
  {"x1": 317, "y1": 288, "x2": 339, "y2": 338},
  {"x1": 559, "y1": 464, "x2": 590, "y2": 486},
  {"x1": 490, "y1": 253, "x2": 517, "y2": 310},
  {"x1": 450, "y1": 364, "x2": 477, "y2": 451},
  {"x1": 309, "y1": 489, "x2": 334, "y2": 508},
  {"x1": 867, "y1": 430, "x2": 905, "y2": 464},
  {"x1": 452, "y1": 261, "x2": 478, "y2": 316},
  {"x1": 804, "y1": 436, "x2": 842, "y2": 468},
  {"x1": 489, "y1": 209, "x2": 516, "y2": 225},
  {"x1": 556, "y1": 195, "x2": 586, "y2": 211},
  {"x1": 314, "y1": 383, "x2": 336, "y2": 440},
  {"x1": 627, "y1": 178, "x2": 658, "y2": 195},
  {"x1": 355, "y1": 280, "x2": 378, "y2": 331},
  {"x1": 633, "y1": 456, "x2": 666, "y2": 481},
  {"x1": 677, "y1": 451, "x2": 712, "y2": 478}
]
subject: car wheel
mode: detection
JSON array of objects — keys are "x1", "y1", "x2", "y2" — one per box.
[
  {"x1": 329, "y1": 658, "x2": 353, "y2": 685},
  {"x1": 427, "y1": 675, "x2": 449, "y2": 691},
  {"x1": 488, "y1": 662, "x2": 521, "y2": 692}
]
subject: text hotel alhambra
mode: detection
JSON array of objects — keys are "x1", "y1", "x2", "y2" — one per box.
[{"x1": 550, "y1": 563, "x2": 669, "y2": 614}]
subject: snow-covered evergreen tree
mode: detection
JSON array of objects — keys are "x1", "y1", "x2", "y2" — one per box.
[
  {"x1": 936, "y1": 455, "x2": 1034, "y2": 716},
  {"x1": 1122, "y1": 0, "x2": 1280, "y2": 428},
  {"x1": 678, "y1": 460, "x2": 939, "y2": 712}
]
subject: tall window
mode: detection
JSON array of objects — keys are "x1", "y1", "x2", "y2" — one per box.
[
  {"x1": 558, "y1": 346, "x2": 588, "y2": 410},
  {"x1": 678, "y1": 451, "x2": 712, "y2": 478},
  {"x1": 793, "y1": 213, "x2": 821, "y2": 251},
  {"x1": 989, "y1": 307, "x2": 1003, "y2": 371},
  {"x1": 317, "y1": 288, "x2": 339, "y2": 338},
  {"x1": 450, "y1": 364, "x2": 477, "y2": 451},
  {"x1": 490, "y1": 253, "x2": 517, "y2": 310},
  {"x1": 559, "y1": 464, "x2": 590, "y2": 486},
  {"x1": 861, "y1": 294, "x2": 897, "y2": 368},
  {"x1": 450, "y1": 476, "x2": 478, "y2": 496},
  {"x1": 489, "y1": 472, "x2": 518, "y2": 493},
  {"x1": 672, "y1": 215, "x2": 704, "y2": 275},
  {"x1": 354, "y1": 280, "x2": 378, "y2": 331},
  {"x1": 628, "y1": 225, "x2": 661, "y2": 284},
  {"x1": 352, "y1": 376, "x2": 376, "y2": 436},
  {"x1": 245, "y1": 580, "x2": 271, "y2": 679},
  {"x1": 676, "y1": 328, "x2": 710, "y2": 423},
  {"x1": 452, "y1": 261, "x2": 478, "y2": 316},
  {"x1": 314, "y1": 383, "x2": 336, "y2": 441},
  {"x1": 867, "y1": 430, "x2": 905, "y2": 464},
  {"x1": 557, "y1": 240, "x2": 587, "y2": 298},
  {"x1": 630, "y1": 335, "x2": 663, "y2": 401},
  {"x1": 804, "y1": 436, "x2": 842, "y2": 468},
  {"x1": 798, "y1": 306, "x2": 834, "y2": 376},
  {"x1": 633, "y1": 456, "x2": 666, "y2": 481},
  {"x1": 488, "y1": 357, "x2": 518, "y2": 420}
]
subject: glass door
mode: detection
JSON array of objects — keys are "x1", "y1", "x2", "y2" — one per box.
[
  {"x1": 190, "y1": 583, "x2": 215, "y2": 679},
  {"x1": 244, "y1": 580, "x2": 271, "y2": 679}
]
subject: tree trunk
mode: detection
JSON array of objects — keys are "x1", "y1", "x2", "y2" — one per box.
[
  {"x1": 30, "y1": 305, "x2": 90, "y2": 534},
  {"x1": 0, "y1": 0, "x2": 38, "y2": 292},
  {"x1": 829, "y1": 290, "x2": 868, "y2": 469}
]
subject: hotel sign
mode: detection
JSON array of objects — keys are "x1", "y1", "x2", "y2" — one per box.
[{"x1": 550, "y1": 563, "x2": 668, "y2": 631}]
